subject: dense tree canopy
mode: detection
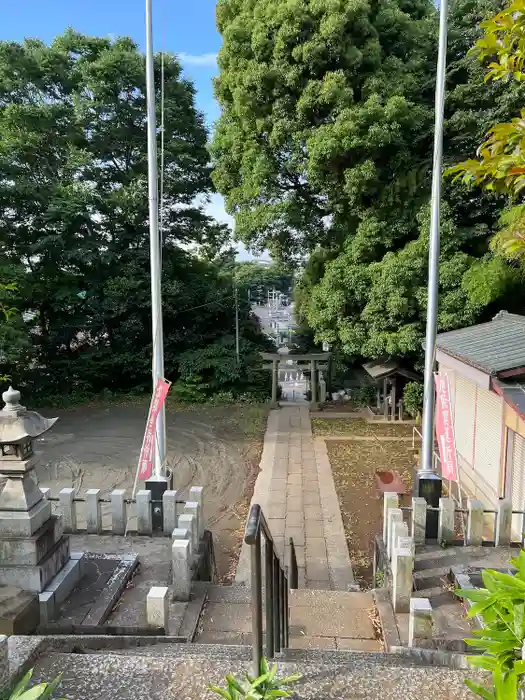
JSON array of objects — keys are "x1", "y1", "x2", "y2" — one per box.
[
  {"x1": 234, "y1": 261, "x2": 293, "y2": 302},
  {"x1": 0, "y1": 30, "x2": 272, "y2": 401},
  {"x1": 213, "y1": 0, "x2": 525, "y2": 365}
]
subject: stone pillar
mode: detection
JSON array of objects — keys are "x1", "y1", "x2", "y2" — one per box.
[
  {"x1": 495, "y1": 499, "x2": 512, "y2": 546},
  {"x1": 392, "y1": 547, "x2": 413, "y2": 613},
  {"x1": 387, "y1": 508, "x2": 403, "y2": 561},
  {"x1": 411, "y1": 497, "x2": 427, "y2": 545},
  {"x1": 111, "y1": 489, "x2": 127, "y2": 535},
  {"x1": 40, "y1": 487, "x2": 51, "y2": 500},
  {"x1": 184, "y1": 502, "x2": 201, "y2": 547},
  {"x1": 189, "y1": 486, "x2": 204, "y2": 537},
  {"x1": 319, "y1": 372, "x2": 327, "y2": 405},
  {"x1": 172, "y1": 539, "x2": 191, "y2": 601},
  {"x1": 172, "y1": 527, "x2": 190, "y2": 545},
  {"x1": 467, "y1": 499, "x2": 484, "y2": 546},
  {"x1": 310, "y1": 359, "x2": 318, "y2": 409},
  {"x1": 59, "y1": 487, "x2": 77, "y2": 534},
  {"x1": 393, "y1": 520, "x2": 409, "y2": 550},
  {"x1": 162, "y1": 490, "x2": 179, "y2": 535},
  {"x1": 383, "y1": 493, "x2": 399, "y2": 543},
  {"x1": 437, "y1": 497, "x2": 455, "y2": 544},
  {"x1": 383, "y1": 378, "x2": 389, "y2": 420},
  {"x1": 409, "y1": 598, "x2": 432, "y2": 647},
  {"x1": 136, "y1": 490, "x2": 152, "y2": 535},
  {"x1": 0, "y1": 635, "x2": 8, "y2": 691},
  {"x1": 86, "y1": 488, "x2": 102, "y2": 534},
  {"x1": 271, "y1": 359, "x2": 279, "y2": 407},
  {"x1": 391, "y1": 379, "x2": 397, "y2": 422},
  {"x1": 179, "y1": 513, "x2": 196, "y2": 555},
  {"x1": 146, "y1": 586, "x2": 169, "y2": 629}
]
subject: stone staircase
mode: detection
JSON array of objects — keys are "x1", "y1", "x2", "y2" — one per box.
[
  {"x1": 195, "y1": 585, "x2": 381, "y2": 651},
  {"x1": 28, "y1": 641, "x2": 482, "y2": 700}
]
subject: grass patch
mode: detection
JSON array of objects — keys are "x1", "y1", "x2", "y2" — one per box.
[{"x1": 312, "y1": 418, "x2": 414, "y2": 437}]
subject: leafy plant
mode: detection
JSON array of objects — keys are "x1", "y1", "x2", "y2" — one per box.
[
  {"x1": 3, "y1": 669, "x2": 65, "y2": 700},
  {"x1": 209, "y1": 657, "x2": 301, "y2": 700},
  {"x1": 403, "y1": 382, "x2": 424, "y2": 420},
  {"x1": 447, "y1": 0, "x2": 525, "y2": 264},
  {"x1": 458, "y1": 550, "x2": 525, "y2": 698}
]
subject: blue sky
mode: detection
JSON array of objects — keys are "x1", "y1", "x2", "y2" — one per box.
[{"x1": 1, "y1": 0, "x2": 264, "y2": 259}]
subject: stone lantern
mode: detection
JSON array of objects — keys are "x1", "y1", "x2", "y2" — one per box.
[
  {"x1": 0, "y1": 386, "x2": 69, "y2": 593},
  {"x1": 0, "y1": 386, "x2": 57, "y2": 516}
]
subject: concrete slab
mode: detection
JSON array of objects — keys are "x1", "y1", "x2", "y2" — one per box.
[{"x1": 200, "y1": 603, "x2": 252, "y2": 635}]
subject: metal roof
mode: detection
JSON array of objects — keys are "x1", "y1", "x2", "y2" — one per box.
[
  {"x1": 497, "y1": 382, "x2": 525, "y2": 421},
  {"x1": 362, "y1": 360, "x2": 421, "y2": 381},
  {"x1": 436, "y1": 311, "x2": 525, "y2": 375}
]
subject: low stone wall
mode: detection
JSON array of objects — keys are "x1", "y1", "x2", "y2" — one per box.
[{"x1": 43, "y1": 486, "x2": 204, "y2": 537}]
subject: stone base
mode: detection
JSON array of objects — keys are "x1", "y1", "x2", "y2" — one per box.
[
  {"x1": 0, "y1": 536, "x2": 70, "y2": 592},
  {"x1": 0, "y1": 516, "x2": 63, "y2": 566},
  {"x1": 0, "y1": 498, "x2": 51, "y2": 537},
  {"x1": 39, "y1": 552, "x2": 84, "y2": 625},
  {"x1": 0, "y1": 585, "x2": 40, "y2": 635}
]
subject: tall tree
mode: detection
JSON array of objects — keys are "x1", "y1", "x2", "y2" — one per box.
[
  {"x1": 212, "y1": 0, "x2": 437, "y2": 262},
  {"x1": 0, "y1": 31, "x2": 270, "y2": 399}
]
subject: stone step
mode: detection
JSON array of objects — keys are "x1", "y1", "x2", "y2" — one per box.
[{"x1": 29, "y1": 649, "x2": 484, "y2": 699}]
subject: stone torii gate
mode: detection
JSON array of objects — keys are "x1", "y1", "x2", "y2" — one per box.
[{"x1": 261, "y1": 352, "x2": 331, "y2": 409}]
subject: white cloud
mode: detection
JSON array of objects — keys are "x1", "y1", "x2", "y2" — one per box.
[{"x1": 178, "y1": 52, "x2": 218, "y2": 68}]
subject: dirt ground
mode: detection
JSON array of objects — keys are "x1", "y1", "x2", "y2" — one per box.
[
  {"x1": 327, "y1": 439, "x2": 415, "y2": 588},
  {"x1": 33, "y1": 401, "x2": 268, "y2": 581},
  {"x1": 312, "y1": 418, "x2": 415, "y2": 437}
]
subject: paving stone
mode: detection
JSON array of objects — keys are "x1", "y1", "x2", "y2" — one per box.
[
  {"x1": 306, "y1": 579, "x2": 331, "y2": 590},
  {"x1": 201, "y1": 603, "x2": 252, "y2": 634},
  {"x1": 285, "y1": 527, "x2": 305, "y2": 548},
  {"x1": 287, "y1": 474, "x2": 303, "y2": 486},
  {"x1": 266, "y1": 518, "x2": 285, "y2": 537},
  {"x1": 305, "y1": 520, "x2": 324, "y2": 538},
  {"x1": 291, "y1": 607, "x2": 375, "y2": 639},
  {"x1": 304, "y1": 492, "x2": 321, "y2": 506},
  {"x1": 267, "y1": 502, "x2": 286, "y2": 519},
  {"x1": 286, "y1": 511, "x2": 305, "y2": 528},
  {"x1": 289, "y1": 635, "x2": 337, "y2": 650},
  {"x1": 337, "y1": 638, "x2": 383, "y2": 651},
  {"x1": 268, "y1": 490, "x2": 286, "y2": 505},
  {"x1": 286, "y1": 496, "x2": 304, "y2": 512},
  {"x1": 305, "y1": 505, "x2": 322, "y2": 520}
]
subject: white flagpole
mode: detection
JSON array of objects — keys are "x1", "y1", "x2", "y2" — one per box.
[
  {"x1": 420, "y1": 0, "x2": 449, "y2": 477},
  {"x1": 145, "y1": 0, "x2": 166, "y2": 478}
]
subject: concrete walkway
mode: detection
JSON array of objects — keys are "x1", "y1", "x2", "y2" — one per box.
[{"x1": 236, "y1": 407, "x2": 354, "y2": 590}]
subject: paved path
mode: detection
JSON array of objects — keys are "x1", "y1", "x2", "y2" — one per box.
[{"x1": 236, "y1": 406, "x2": 354, "y2": 590}]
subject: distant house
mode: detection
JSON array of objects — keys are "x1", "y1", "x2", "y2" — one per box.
[{"x1": 436, "y1": 311, "x2": 525, "y2": 537}]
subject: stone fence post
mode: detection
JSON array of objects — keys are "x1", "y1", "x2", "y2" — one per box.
[{"x1": 409, "y1": 598, "x2": 432, "y2": 647}]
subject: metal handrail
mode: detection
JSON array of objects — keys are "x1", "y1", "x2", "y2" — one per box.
[{"x1": 244, "y1": 503, "x2": 296, "y2": 675}]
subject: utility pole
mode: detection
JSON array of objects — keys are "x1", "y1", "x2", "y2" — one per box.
[
  {"x1": 145, "y1": 0, "x2": 166, "y2": 481},
  {"x1": 235, "y1": 283, "x2": 240, "y2": 364}
]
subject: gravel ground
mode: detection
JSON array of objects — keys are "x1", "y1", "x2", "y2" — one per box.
[
  {"x1": 327, "y1": 440, "x2": 415, "y2": 588},
  {"x1": 32, "y1": 401, "x2": 268, "y2": 581}
]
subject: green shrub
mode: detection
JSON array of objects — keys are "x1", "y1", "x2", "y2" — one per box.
[
  {"x1": 459, "y1": 550, "x2": 525, "y2": 698},
  {"x1": 209, "y1": 657, "x2": 301, "y2": 700},
  {"x1": 403, "y1": 381, "x2": 424, "y2": 420},
  {"x1": 3, "y1": 669, "x2": 65, "y2": 700}
]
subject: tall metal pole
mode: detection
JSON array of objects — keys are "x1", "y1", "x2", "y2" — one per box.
[
  {"x1": 145, "y1": 0, "x2": 166, "y2": 478},
  {"x1": 420, "y1": 0, "x2": 449, "y2": 476},
  {"x1": 235, "y1": 284, "x2": 240, "y2": 363}
]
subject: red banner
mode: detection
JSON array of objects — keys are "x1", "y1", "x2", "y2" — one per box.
[
  {"x1": 138, "y1": 378, "x2": 171, "y2": 480},
  {"x1": 434, "y1": 372, "x2": 458, "y2": 482}
]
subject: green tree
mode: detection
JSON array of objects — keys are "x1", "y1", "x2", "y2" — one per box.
[
  {"x1": 0, "y1": 31, "x2": 271, "y2": 401},
  {"x1": 212, "y1": 0, "x2": 437, "y2": 262},
  {"x1": 234, "y1": 262, "x2": 293, "y2": 303},
  {"x1": 447, "y1": 0, "x2": 525, "y2": 264}
]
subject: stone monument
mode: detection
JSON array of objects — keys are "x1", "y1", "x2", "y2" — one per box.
[{"x1": 0, "y1": 386, "x2": 71, "y2": 592}]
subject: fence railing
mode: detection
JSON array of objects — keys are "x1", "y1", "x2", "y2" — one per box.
[
  {"x1": 40, "y1": 485, "x2": 203, "y2": 537},
  {"x1": 244, "y1": 503, "x2": 296, "y2": 675},
  {"x1": 384, "y1": 492, "x2": 525, "y2": 547}
]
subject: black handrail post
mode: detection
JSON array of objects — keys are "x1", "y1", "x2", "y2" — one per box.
[
  {"x1": 265, "y1": 538, "x2": 274, "y2": 659},
  {"x1": 283, "y1": 569, "x2": 289, "y2": 647},
  {"x1": 251, "y1": 526, "x2": 263, "y2": 677},
  {"x1": 273, "y1": 552, "x2": 281, "y2": 653},
  {"x1": 288, "y1": 537, "x2": 298, "y2": 590},
  {"x1": 279, "y1": 565, "x2": 286, "y2": 647}
]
